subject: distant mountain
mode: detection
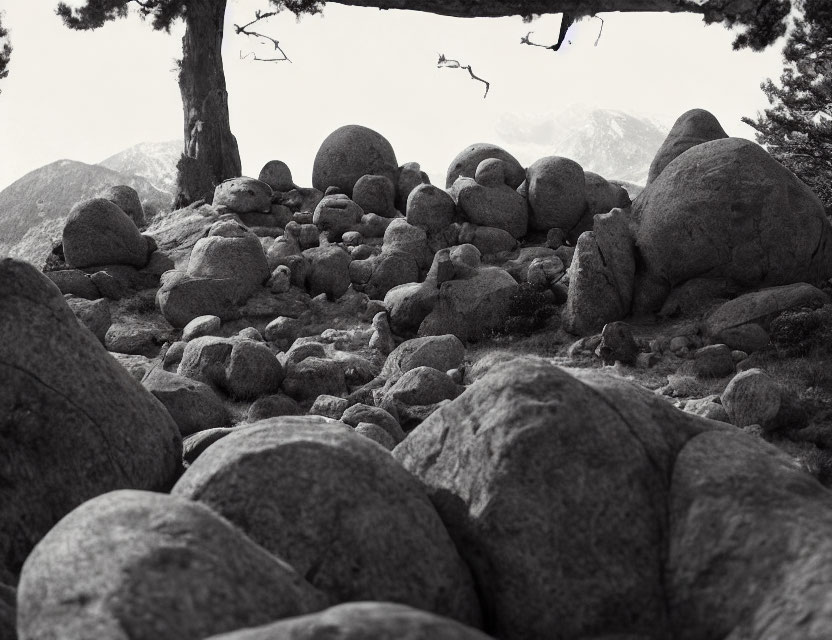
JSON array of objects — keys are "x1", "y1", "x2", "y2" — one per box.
[
  {"x1": 0, "y1": 159, "x2": 172, "y2": 267},
  {"x1": 99, "y1": 140, "x2": 181, "y2": 196},
  {"x1": 496, "y1": 107, "x2": 668, "y2": 185}
]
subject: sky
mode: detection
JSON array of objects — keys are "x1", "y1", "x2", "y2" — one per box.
[{"x1": 0, "y1": 0, "x2": 788, "y2": 192}]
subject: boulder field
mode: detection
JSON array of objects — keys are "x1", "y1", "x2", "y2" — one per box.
[{"x1": 4, "y1": 111, "x2": 832, "y2": 639}]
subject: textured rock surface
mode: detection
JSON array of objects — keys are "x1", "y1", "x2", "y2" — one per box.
[
  {"x1": 101, "y1": 184, "x2": 145, "y2": 228},
  {"x1": 703, "y1": 283, "x2": 828, "y2": 338},
  {"x1": 142, "y1": 367, "x2": 229, "y2": 436},
  {"x1": 525, "y1": 156, "x2": 587, "y2": 233},
  {"x1": 419, "y1": 266, "x2": 518, "y2": 340},
  {"x1": 204, "y1": 602, "x2": 494, "y2": 640},
  {"x1": 406, "y1": 184, "x2": 455, "y2": 234},
  {"x1": 157, "y1": 271, "x2": 242, "y2": 328},
  {"x1": 634, "y1": 138, "x2": 832, "y2": 308},
  {"x1": 721, "y1": 367, "x2": 782, "y2": 429},
  {"x1": 668, "y1": 430, "x2": 832, "y2": 640},
  {"x1": 17, "y1": 490, "x2": 326, "y2": 640},
  {"x1": 0, "y1": 259, "x2": 181, "y2": 577},
  {"x1": 647, "y1": 108, "x2": 728, "y2": 185},
  {"x1": 312, "y1": 125, "x2": 398, "y2": 197},
  {"x1": 445, "y1": 143, "x2": 525, "y2": 189},
  {"x1": 173, "y1": 418, "x2": 481, "y2": 626},
  {"x1": 394, "y1": 359, "x2": 720, "y2": 640},
  {"x1": 213, "y1": 177, "x2": 273, "y2": 214},
  {"x1": 62, "y1": 198, "x2": 148, "y2": 269}
]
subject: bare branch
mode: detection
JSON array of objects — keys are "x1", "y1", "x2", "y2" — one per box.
[
  {"x1": 234, "y1": 10, "x2": 292, "y2": 63},
  {"x1": 437, "y1": 53, "x2": 490, "y2": 98},
  {"x1": 520, "y1": 12, "x2": 573, "y2": 51},
  {"x1": 593, "y1": 15, "x2": 604, "y2": 46}
]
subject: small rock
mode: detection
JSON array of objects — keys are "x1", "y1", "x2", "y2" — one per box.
[
  {"x1": 692, "y1": 344, "x2": 735, "y2": 378},
  {"x1": 721, "y1": 368, "x2": 782, "y2": 430},
  {"x1": 225, "y1": 340, "x2": 285, "y2": 401},
  {"x1": 355, "y1": 422, "x2": 397, "y2": 450},
  {"x1": 258, "y1": 160, "x2": 294, "y2": 192},
  {"x1": 353, "y1": 174, "x2": 397, "y2": 218},
  {"x1": 66, "y1": 297, "x2": 111, "y2": 344},
  {"x1": 213, "y1": 177, "x2": 273, "y2": 214},
  {"x1": 143, "y1": 367, "x2": 229, "y2": 436},
  {"x1": 101, "y1": 184, "x2": 145, "y2": 227},
  {"x1": 46, "y1": 269, "x2": 100, "y2": 299},
  {"x1": 341, "y1": 403, "x2": 404, "y2": 443},
  {"x1": 596, "y1": 321, "x2": 638, "y2": 365},
  {"x1": 248, "y1": 394, "x2": 304, "y2": 421},
  {"x1": 182, "y1": 315, "x2": 222, "y2": 341},
  {"x1": 283, "y1": 357, "x2": 347, "y2": 401}
]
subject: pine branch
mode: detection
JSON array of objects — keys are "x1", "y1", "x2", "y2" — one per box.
[
  {"x1": 437, "y1": 54, "x2": 490, "y2": 98},
  {"x1": 234, "y1": 10, "x2": 292, "y2": 63}
]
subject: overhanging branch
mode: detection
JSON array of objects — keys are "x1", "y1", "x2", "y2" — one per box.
[
  {"x1": 234, "y1": 10, "x2": 292, "y2": 63},
  {"x1": 327, "y1": 0, "x2": 789, "y2": 50}
]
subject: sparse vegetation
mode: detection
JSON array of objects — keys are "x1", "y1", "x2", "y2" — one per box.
[{"x1": 503, "y1": 283, "x2": 558, "y2": 335}]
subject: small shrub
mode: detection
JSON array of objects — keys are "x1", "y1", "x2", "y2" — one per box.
[
  {"x1": 120, "y1": 291, "x2": 158, "y2": 315},
  {"x1": 504, "y1": 283, "x2": 557, "y2": 335},
  {"x1": 770, "y1": 305, "x2": 832, "y2": 357}
]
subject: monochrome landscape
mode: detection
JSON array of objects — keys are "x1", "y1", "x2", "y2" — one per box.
[{"x1": 2, "y1": 1, "x2": 832, "y2": 639}]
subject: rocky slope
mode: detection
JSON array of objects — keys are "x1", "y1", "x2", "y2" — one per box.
[
  {"x1": 4, "y1": 110, "x2": 832, "y2": 640},
  {"x1": 0, "y1": 159, "x2": 172, "y2": 266},
  {"x1": 99, "y1": 140, "x2": 180, "y2": 196}
]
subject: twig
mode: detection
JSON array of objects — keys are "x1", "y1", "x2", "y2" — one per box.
[
  {"x1": 520, "y1": 12, "x2": 573, "y2": 52},
  {"x1": 234, "y1": 10, "x2": 292, "y2": 63},
  {"x1": 437, "y1": 54, "x2": 490, "y2": 98},
  {"x1": 594, "y1": 15, "x2": 605, "y2": 46}
]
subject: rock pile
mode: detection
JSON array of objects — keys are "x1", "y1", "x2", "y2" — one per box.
[{"x1": 6, "y1": 113, "x2": 832, "y2": 639}]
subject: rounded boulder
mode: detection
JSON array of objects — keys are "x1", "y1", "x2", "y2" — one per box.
[
  {"x1": 445, "y1": 143, "x2": 525, "y2": 189},
  {"x1": 213, "y1": 177, "x2": 273, "y2": 214},
  {"x1": 172, "y1": 418, "x2": 482, "y2": 626},
  {"x1": 525, "y1": 156, "x2": 587, "y2": 233},
  {"x1": 312, "y1": 125, "x2": 398, "y2": 197},
  {"x1": 635, "y1": 138, "x2": 832, "y2": 293},
  {"x1": 647, "y1": 108, "x2": 728, "y2": 185},
  {"x1": 0, "y1": 259, "x2": 182, "y2": 577},
  {"x1": 62, "y1": 198, "x2": 148, "y2": 269},
  {"x1": 16, "y1": 490, "x2": 326, "y2": 640},
  {"x1": 101, "y1": 184, "x2": 145, "y2": 227}
]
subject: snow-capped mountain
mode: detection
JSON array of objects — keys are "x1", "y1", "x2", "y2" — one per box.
[
  {"x1": 99, "y1": 140, "x2": 181, "y2": 196},
  {"x1": 496, "y1": 106, "x2": 668, "y2": 185}
]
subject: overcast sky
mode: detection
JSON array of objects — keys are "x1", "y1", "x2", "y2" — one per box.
[{"x1": 0, "y1": 0, "x2": 786, "y2": 191}]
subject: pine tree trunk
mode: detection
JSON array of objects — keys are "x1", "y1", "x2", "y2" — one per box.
[{"x1": 174, "y1": 0, "x2": 242, "y2": 209}]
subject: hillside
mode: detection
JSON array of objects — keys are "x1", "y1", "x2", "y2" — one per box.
[
  {"x1": 0, "y1": 159, "x2": 172, "y2": 266},
  {"x1": 99, "y1": 140, "x2": 181, "y2": 195},
  {"x1": 498, "y1": 106, "x2": 668, "y2": 185}
]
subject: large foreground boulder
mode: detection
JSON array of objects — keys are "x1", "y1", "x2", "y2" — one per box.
[
  {"x1": 16, "y1": 490, "x2": 326, "y2": 640},
  {"x1": 312, "y1": 125, "x2": 398, "y2": 197},
  {"x1": 394, "y1": 358, "x2": 717, "y2": 640},
  {"x1": 668, "y1": 430, "x2": 832, "y2": 639},
  {"x1": 172, "y1": 418, "x2": 481, "y2": 627},
  {"x1": 205, "y1": 602, "x2": 493, "y2": 640},
  {"x1": 633, "y1": 138, "x2": 832, "y2": 311},
  {"x1": 0, "y1": 259, "x2": 182, "y2": 577}
]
